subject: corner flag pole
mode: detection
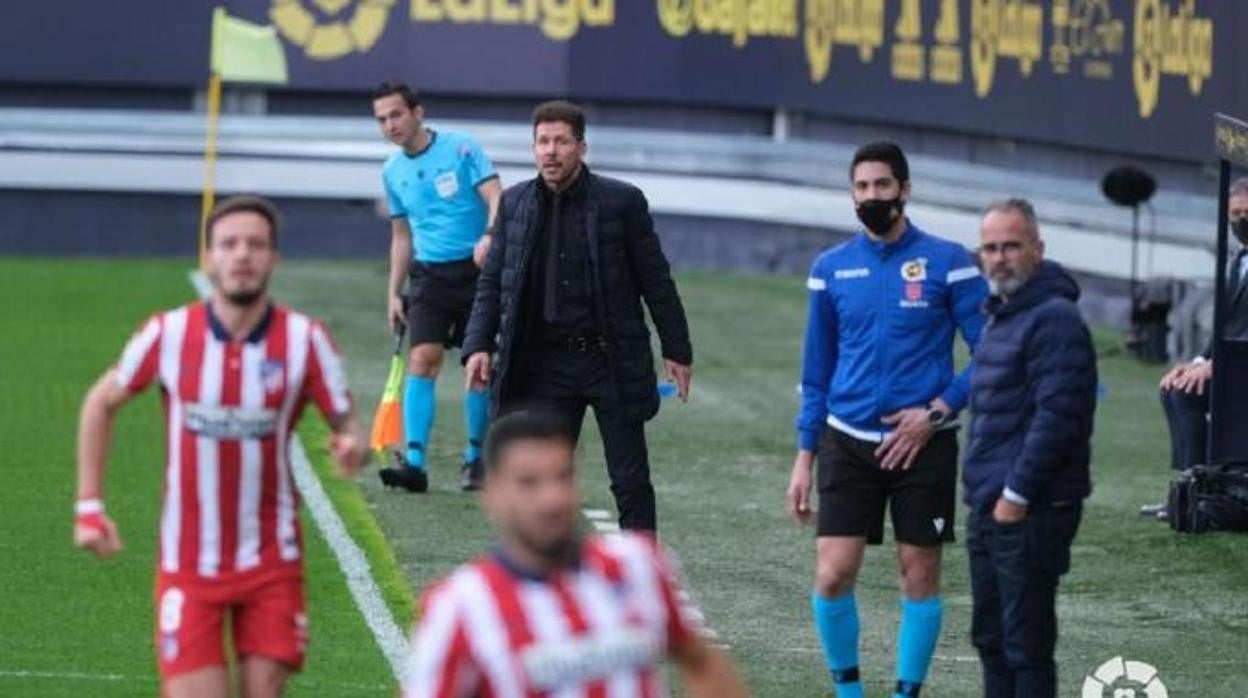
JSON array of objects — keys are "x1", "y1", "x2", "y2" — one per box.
[
  {"x1": 199, "y1": 70, "x2": 223, "y2": 270},
  {"x1": 199, "y1": 6, "x2": 289, "y2": 268}
]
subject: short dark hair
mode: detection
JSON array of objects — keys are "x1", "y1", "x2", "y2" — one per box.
[
  {"x1": 372, "y1": 81, "x2": 420, "y2": 109},
  {"x1": 206, "y1": 195, "x2": 280, "y2": 248},
  {"x1": 484, "y1": 410, "x2": 576, "y2": 473},
  {"x1": 850, "y1": 140, "x2": 910, "y2": 184},
  {"x1": 532, "y1": 100, "x2": 586, "y2": 141},
  {"x1": 984, "y1": 197, "x2": 1040, "y2": 240}
]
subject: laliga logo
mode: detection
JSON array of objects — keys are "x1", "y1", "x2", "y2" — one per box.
[
  {"x1": 270, "y1": 0, "x2": 396, "y2": 59},
  {"x1": 1082, "y1": 656, "x2": 1168, "y2": 698}
]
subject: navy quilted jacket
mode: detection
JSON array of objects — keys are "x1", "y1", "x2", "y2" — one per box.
[{"x1": 963, "y1": 260, "x2": 1097, "y2": 509}]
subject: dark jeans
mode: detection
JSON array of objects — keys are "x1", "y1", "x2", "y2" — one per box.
[
  {"x1": 501, "y1": 346, "x2": 655, "y2": 531},
  {"x1": 968, "y1": 503, "x2": 1082, "y2": 698},
  {"x1": 1161, "y1": 387, "x2": 1208, "y2": 471}
]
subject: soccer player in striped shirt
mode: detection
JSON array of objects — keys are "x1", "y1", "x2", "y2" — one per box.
[
  {"x1": 74, "y1": 196, "x2": 368, "y2": 698},
  {"x1": 402, "y1": 410, "x2": 748, "y2": 698}
]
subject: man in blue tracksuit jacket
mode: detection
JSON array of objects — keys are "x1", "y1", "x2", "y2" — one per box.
[
  {"x1": 786, "y1": 142, "x2": 988, "y2": 698},
  {"x1": 964, "y1": 199, "x2": 1095, "y2": 698}
]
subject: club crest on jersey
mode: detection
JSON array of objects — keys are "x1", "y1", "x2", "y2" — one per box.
[
  {"x1": 901, "y1": 258, "x2": 927, "y2": 282},
  {"x1": 261, "y1": 359, "x2": 285, "y2": 395}
]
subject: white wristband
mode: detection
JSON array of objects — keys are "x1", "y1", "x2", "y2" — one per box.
[{"x1": 75, "y1": 498, "x2": 104, "y2": 516}]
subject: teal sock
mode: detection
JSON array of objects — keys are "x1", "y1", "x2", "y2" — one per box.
[
  {"x1": 462, "y1": 388, "x2": 489, "y2": 463},
  {"x1": 895, "y1": 595, "x2": 943, "y2": 697},
  {"x1": 402, "y1": 375, "x2": 436, "y2": 469},
  {"x1": 812, "y1": 591, "x2": 864, "y2": 698}
]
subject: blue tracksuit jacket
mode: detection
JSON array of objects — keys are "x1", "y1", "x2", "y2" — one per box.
[{"x1": 796, "y1": 221, "x2": 988, "y2": 450}]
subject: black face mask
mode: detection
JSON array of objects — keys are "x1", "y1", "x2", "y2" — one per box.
[
  {"x1": 1234, "y1": 218, "x2": 1248, "y2": 246},
  {"x1": 856, "y1": 197, "x2": 904, "y2": 236}
]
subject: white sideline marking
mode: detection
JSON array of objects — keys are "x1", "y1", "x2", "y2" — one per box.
[
  {"x1": 0, "y1": 668, "x2": 389, "y2": 690},
  {"x1": 0, "y1": 669, "x2": 134, "y2": 682},
  {"x1": 582, "y1": 508, "x2": 613, "y2": 520},
  {"x1": 188, "y1": 273, "x2": 408, "y2": 680},
  {"x1": 291, "y1": 439, "x2": 410, "y2": 678}
]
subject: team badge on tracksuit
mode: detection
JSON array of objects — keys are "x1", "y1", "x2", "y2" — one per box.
[{"x1": 902, "y1": 258, "x2": 927, "y2": 302}]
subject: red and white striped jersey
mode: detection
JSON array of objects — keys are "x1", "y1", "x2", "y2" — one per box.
[
  {"x1": 403, "y1": 533, "x2": 698, "y2": 698},
  {"x1": 114, "y1": 301, "x2": 352, "y2": 581}
]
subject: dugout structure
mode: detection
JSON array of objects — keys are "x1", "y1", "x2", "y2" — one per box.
[{"x1": 1208, "y1": 113, "x2": 1248, "y2": 464}]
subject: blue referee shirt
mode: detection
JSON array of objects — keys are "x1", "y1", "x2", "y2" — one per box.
[{"x1": 382, "y1": 130, "x2": 497, "y2": 263}]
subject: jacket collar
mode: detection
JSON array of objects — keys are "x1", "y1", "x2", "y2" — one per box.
[{"x1": 860, "y1": 219, "x2": 919, "y2": 257}]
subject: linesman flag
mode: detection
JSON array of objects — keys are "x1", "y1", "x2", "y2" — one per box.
[
  {"x1": 210, "y1": 7, "x2": 288, "y2": 84},
  {"x1": 370, "y1": 328, "x2": 407, "y2": 460}
]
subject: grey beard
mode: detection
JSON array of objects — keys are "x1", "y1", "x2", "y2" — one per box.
[{"x1": 989, "y1": 275, "x2": 1027, "y2": 297}]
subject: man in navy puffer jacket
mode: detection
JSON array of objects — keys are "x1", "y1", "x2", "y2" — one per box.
[{"x1": 963, "y1": 199, "x2": 1096, "y2": 698}]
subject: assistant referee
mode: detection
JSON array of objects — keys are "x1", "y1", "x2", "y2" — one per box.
[{"x1": 372, "y1": 82, "x2": 501, "y2": 493}]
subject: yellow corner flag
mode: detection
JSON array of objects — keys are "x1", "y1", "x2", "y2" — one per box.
[{"x1": 211, "y1": 7, "x2": 289, "y2": 84}]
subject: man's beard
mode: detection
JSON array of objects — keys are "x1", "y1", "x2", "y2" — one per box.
[
  {"x1": 988, "y1": 273, "x2": 1026, "y2": 297},
  {"x1": 224, "y1": 289, "x2": 266, "y2": 306}
]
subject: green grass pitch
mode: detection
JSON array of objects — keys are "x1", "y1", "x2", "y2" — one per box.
[{"x1": 3, "y1": 258, "x2": 1246, "y2": 696}]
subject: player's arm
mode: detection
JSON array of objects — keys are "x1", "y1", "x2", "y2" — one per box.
[
  {"x1": 472, "y1": 176, "x2": 502, "y2": 268},
  {"x1": 75, "y1": 368, "x2": 139, "y2": 557},
  {"x1": 389, "y1": 217, "x2": 414, "y2": 331},
  {"x1": 326, "y1": 409, "x2": 368, "y2": 477},
  {"x1": 671, "y1": 635, "x2": 749, "y2": 698},
  {"x1": 477, "y1": 176, "x2": 501, "y2": 231},
  {"x1": 789, "y1": 264, "x2": 836, "y2": 523},
  {"x1": 306, "y1": 322, "x2": 368, "y2": 476}
]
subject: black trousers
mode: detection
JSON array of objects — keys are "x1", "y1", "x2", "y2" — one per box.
[
  {"x1": 1161, "y1": 387, "x2": 1208, "y2": 470},
  {"x1": 968, "y1": 503, "x2": 1081, "y2": 698},
  {"x1": 501, "y1": 346, "x2": 655, "y2": 531}
]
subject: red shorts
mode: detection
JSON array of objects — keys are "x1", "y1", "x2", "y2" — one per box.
[{"x1": 153, "y1": 566, "x2": 307, "y2": 679}]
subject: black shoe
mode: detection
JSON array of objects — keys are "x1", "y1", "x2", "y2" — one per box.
[
  {"x1": 379, "y1": 453, "x2": 428, "y2": 493},
  {"x1": 1139, "y1": 502, "x2": 1167, "y2": 517},
  {"x1": 460, "y1": 458, "x2": 484, "y2": 492}
]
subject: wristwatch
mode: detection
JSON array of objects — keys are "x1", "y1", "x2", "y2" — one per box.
[{"x1": 925, "y1": 404, "x2": 948, "y2": 427}]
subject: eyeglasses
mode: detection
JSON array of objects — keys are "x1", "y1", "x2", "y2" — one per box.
[{"x1": 979, "y1": 241, "x2": 1025, "y2": 255}]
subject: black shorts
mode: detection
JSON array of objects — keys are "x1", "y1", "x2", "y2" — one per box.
[
  {"x1": 406, "y1": 258, "x2": 479, "y2": 348},
  {"x1": 816, "y1": 426, "x2": 958, "y2": 546}
]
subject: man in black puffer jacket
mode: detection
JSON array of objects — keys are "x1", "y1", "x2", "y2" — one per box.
[
  {"x1": 963, "y1": 199, "x2": 1097, "y2": 698},
  {"x1": 463, "y1": 100, "x2": 692, "y2": 532}
]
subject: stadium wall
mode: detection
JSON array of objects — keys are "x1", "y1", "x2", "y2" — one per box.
[{"x1": 1, "y1": 0, "x2": 1241, "y2": 168}]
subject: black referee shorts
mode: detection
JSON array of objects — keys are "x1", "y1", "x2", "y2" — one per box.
[
  {"x1": 406, "y1": 258, "x2": 480, "y2": 349},
  {"x1": 816, "y1": 426, "x2": 958, "y2": 546}
]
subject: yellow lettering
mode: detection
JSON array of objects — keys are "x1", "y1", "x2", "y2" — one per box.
[
  {"x1": 934, "y1": 0, "x2": 959, "y2": 44},
  {"x1": 930, "y1": 0, "x2": 962, "y2": 84},
  {"x1": 804, "y1": 0, "x2": 835, "y2": 82},
  {"x1": 657, "y1": 0, "x2": 694, "y2": 36},
  {"x1": 443, "y1": 0, "x2": 483, "y2": 22},
  {"x1": 890, "y1": 0, "x2": 923, "y2": 81},
  {"x1": 582, "y1": 0, "x2": 613, "y2": 27},
  {"x1": 411, "y1": 0, "x2": 444, "y2": 21},
  {"x1": 539, "y1": 0, "x2": 577, "y2": 40},
  {"x1": 970, "y1": 0, "x2": 1043, "y2": 97},
  {"x1": 491, "y1": 0, "x2": 522, "y2": 23},
  {"x1": 895, "y1": 0, "x2": 920, "y2": 41},
  {"x1": 1132, "y1": 0, "x2": 1213, "y2": 118}
]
